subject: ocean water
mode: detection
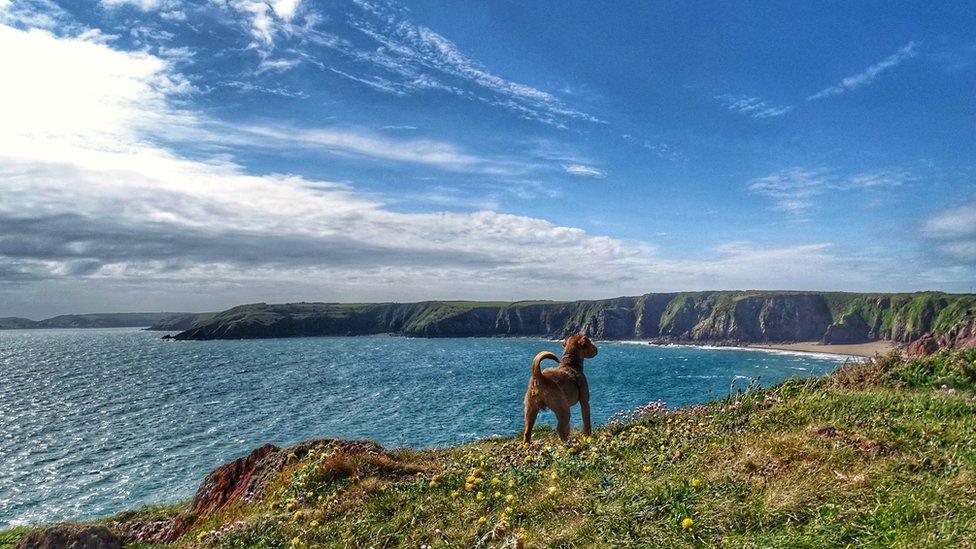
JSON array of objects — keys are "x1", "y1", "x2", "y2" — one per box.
[{"x1": 0, "y1": 328, "x2": 850, "y2": 528}]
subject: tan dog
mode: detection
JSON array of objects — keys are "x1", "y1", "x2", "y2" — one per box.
[{"x1": 522, "y1": 335, "x2": 598, "y2": 444}]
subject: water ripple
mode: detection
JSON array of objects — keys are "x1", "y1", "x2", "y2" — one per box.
[{"x1": 0, "y1": 328, "x2": 844, "y2": 527}]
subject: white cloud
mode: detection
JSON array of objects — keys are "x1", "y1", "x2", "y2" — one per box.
[
  {"x1": 562, "y1": 164, "x2": 605, "y2": 177},
  {"x1": 715, "y1": 95, "x2": 793, "y2": 119},
  {"x1": 923, "y1": 203, "x2": 976, "y2": 263},
  {"x1": 295, "y1": 0, "x2": 599, "y2": 127},
  {"x1": 808, "y1": 42, "x2": 917, "y2": 100},
  {"x1": 924, "y1": 203, "x2": 976, "y2": 238},
  {"x1": 0, "y1": 19, "x2": 940, "y2": 314},
  {"x1": 0, "y1": 22, "x2": 647, "y2": 296},
  {"x1": 748, "y1": 167, "x2": 911, "y2": 214},
  {"x1": 230, "y1": 124, "x2": 526, "y2": 174},
  {"x1": 255, "y1": 57, "x2": 301, "y2": 73},
  {"x1": 101, "y1": 0, "x2": 166, "y2": 10}
]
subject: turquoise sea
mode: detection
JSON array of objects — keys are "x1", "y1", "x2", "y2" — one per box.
[{"x1": 0, "y1": 328, "x2": 851, "y2": 528}]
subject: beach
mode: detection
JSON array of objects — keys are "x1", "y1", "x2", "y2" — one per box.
[{"x1": 745, "y1": 340, "x2": 898, "y2": 358}]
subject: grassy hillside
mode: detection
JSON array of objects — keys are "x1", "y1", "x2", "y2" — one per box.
[
  {"x1": 0, "y1": 312, "x2": 192, "y2": 330},
  {"x1": 170, "y1": 292, "x2": 976, "y2": 343},
  {"x1": 7, "y1": 349, "x2": 974, "y2": 547}
]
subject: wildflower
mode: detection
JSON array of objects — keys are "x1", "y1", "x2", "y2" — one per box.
[
  {"x1": 548, "y1": 486, "x2": 557, "y2": 496},
  {"x1": 291, "y1": 536, "x2": 301, "y2": 546},
  {"x1": 309, "y1": 520, "x2": 319, "y2": 528},
  {"x1": 681, "y1": 517, "x2": 694, "y2": 530},
  {"x1": 450, "y1": 490, "x2": 460, "y2": 498},
  {"x1": 505, "y1": 506, "x2": 513, "y2": 514},
  {"x1": 494, "y1": 491, "x2": 502, "y2": 498},
  {"x1": 491, "y1": 476, "x2": 501, "y2": 486},
  {"x1": 505, "y1": 494, "x2": 514, "y2": 502},
  {"x1": 550, "y1": 471, "x2": 558, "y2": 481},
  {"x1": 465, "y1": 483, "x2": 474, "y2": 492},
  {"x1": 429, "y1": 480, "x2": 437, "y2": 488},
  {"x1": 642, "y1": 465, "x2": 653, "y2": 473},
  {"x1": 196, "y1": 531, "x2": 208, "y2": 542},
  {"x1": 293, "y1": 510, "x2": 304, "y2": 520},
  {"x1": 476, "y1": 491, "x2": 485, "y2": 501},
  {"x1": 478, "y1": 516, "x2": 487, "y2": 525},
  {"x1": 508, "y1": 479, "x2": 516, "y2": 488},
  {"x1": 691, "y1": 477, "x2": 703, "y2": 487}
]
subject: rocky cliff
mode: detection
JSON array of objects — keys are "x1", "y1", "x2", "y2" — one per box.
[{"x1": 170, "y1": 291, "x2": 976, "y2": 346}]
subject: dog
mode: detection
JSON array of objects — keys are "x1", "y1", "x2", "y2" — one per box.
[{"x1": 522, "y1": 335, "x2": 598, "y2": 444}]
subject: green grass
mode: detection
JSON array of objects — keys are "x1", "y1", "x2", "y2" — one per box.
[{"x1": 5, "y1": 350, "x2": 976, "y2": 548}]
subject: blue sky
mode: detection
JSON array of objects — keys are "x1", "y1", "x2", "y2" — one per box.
[{"x1": 0, "y1": 0, "x2": 974, "y2": 317}]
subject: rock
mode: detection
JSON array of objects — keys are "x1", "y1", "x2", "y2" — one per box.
[
  {"x1": 14, "y1": 525, "x2": 122, "y2": 549},
  {"x1": 907, "y1": 333, "x2": 940, "y2": 357},
  {"x1": 189, "y1": 443, "x2": 279, "y2": 517},
  {"x1": 112, "y1": 517, "x2": 187, "y2": 545},
  {"x1": 946, "y1": 318, "x2": 976, "y2": 350}
]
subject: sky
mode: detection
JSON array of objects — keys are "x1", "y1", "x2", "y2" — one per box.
[{"x1": 0, "y1": 0, "x2": 974, "y2": 318}]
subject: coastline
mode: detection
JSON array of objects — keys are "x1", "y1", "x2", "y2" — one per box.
[
  {"x1": 621, "y1": 339, "x2": 899, "y2": 359},
  {"x1": 743, "y1": 340, "x2": 898, "y2": 358}
]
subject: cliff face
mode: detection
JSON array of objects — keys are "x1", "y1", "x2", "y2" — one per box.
[{"x1": 170, "y1": 291, "x2": 976, "y2": 344}]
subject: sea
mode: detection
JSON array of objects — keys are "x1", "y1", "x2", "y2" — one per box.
[{"x1": 0, "y1": 328, "x2": 853, "y2": 528}]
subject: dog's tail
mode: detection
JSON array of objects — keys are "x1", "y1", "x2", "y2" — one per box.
[{"x1": 531, "y1": 351, "x2": 560, "y2": 383}]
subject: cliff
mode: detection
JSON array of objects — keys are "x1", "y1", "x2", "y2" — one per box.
[{"x1": 170, "y1": 291, "x2": 976, "y2": 345}]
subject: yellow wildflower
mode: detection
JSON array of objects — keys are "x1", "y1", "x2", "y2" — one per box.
[
  {"x1": 491, "y1": 477, "x2": 501, "y2": 485},
  {"x1": 493, "y1": 491, "x2": 501, "y2": 498},
  {"x1": 465, "y1": 483, "x2": 474, "y2": 492},
  {"x1": 505, "y1": 494, "x2": 514, "y2": 502},
  {"x1": 309, "y1": 520, "x2": 319, "y2": 528},
  {"x1": 547, "y1": 486, "x2": 557, "y2": 496},
  {"x1": 476, "y1": 491, "x2": 485, "y2": 501},
  {"x1": 478, "y1": 516, "x2": 487, "y2": 525},
  {"x1": 681, "y1": 517, "x2": 694, "y2": 530},
  {"x1": 691, "y1": 477, "x2": 703, "y2": 487}
]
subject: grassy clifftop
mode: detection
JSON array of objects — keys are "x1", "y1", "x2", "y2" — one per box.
[
  {"x1": 7, "y1": 349, "x2": 974, "y2": 547},
  {"x1": 167, "y1": 291, "x2": 976, "y2": 343}
]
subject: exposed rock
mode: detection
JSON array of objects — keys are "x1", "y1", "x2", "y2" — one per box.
[
  {"x1": 112, "y1": 518, "x2": 186, "y2": 545},
  {"x1": 945, "y1": 318, "x2": 976, "y2": 350},
  {"x1": 190, "y1": 443, "x2": 280, "y2": 517},
  {"x1": 14, "y1": 525, "x2": 122, "y2": 549},
  {"x1": 823, "y1": 314, "x2": 871, "y2": 344},
  {"x1": 906, "y1": 333, "x2": 940, "y2": 357}
]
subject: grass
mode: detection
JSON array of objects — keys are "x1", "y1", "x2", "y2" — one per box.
[{"x1": 4, "y1": 350, "x2": 976, "y2": 548}]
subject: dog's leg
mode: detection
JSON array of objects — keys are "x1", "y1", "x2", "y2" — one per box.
[
  {"x1": 581, "y1": 399, "x2": 592, "y2": 437},
  {"x1": 522, "y1": 401, "x2": 540, "y2": 444},
  {"x1": 555, "y1": 406, "x2": 571, "y2": 442}
]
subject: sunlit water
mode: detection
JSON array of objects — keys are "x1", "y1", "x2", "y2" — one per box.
[{"x1": 0, "y1": 328, "x2": 850, "y2": 527}]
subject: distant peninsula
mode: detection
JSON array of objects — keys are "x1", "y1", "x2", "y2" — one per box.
[
  {"x1": 161, "y1": 291, "x2": 976, "y2": 352},
  {"x1": 0, "y1": 312, "x2": 190, "y2": 330}
]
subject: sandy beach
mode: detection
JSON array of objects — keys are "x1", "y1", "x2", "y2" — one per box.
[{"x1": 745, "y1": 340, "x2": 898, "y2": 358}]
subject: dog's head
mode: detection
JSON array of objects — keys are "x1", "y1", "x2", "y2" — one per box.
[{"x1": 564, "y1": 334, "x2": 598, "y2": 359}]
